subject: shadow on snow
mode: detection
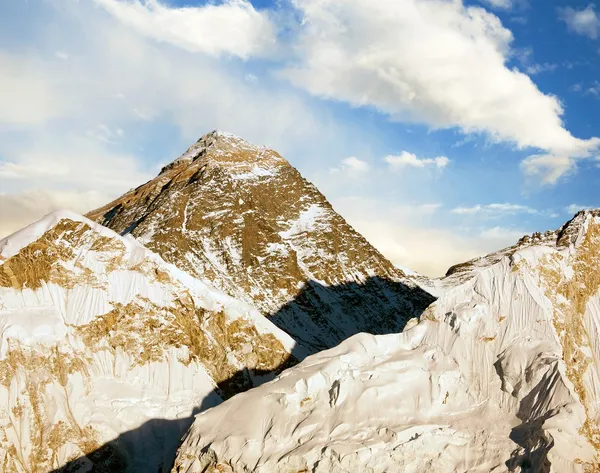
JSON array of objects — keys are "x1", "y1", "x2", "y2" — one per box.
[{"x1": 51, "y1": 276, "x2": 435, "y2": 473}]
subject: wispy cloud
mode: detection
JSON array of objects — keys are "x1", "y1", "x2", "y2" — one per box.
[
  {"x1": 587, "y1": 81, "x2": 600, "y2": 96},
  {"x1": 86, "y1": 124, "x2": 124, "y2": 144},
  {"x1": 525, "y1": 62, "x2": 558, "y2": 75},
  {"x1": 558, "y1": 4, "x2": 599, "y2": 39},
  {"x1": 480, "y1": 0, "x2": 515, "y2": 10},
  {"x1": 384, "y1": 151, "x2": 450, "y2": 170},
  {"x1": 451, "y1": 203, "x2": 539, "y2": 217},
  {"x1": 479, "y1": 226, "x2": 526, "y2": 241}
]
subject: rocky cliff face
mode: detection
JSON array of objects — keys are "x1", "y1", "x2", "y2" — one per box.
[
  {"x1": 172, "y1": 210, "x2": 600, "y2": 473},
  {"x1": 88, "y1": 131, "x2": 434, "y2": 352},
  {"x1": 0, "y1": 211, "x2": 297, "y2": 473}
]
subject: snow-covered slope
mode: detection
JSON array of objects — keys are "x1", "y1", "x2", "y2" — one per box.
[
  {"x1": 88, "y1": 131, "x2": 434, "y2": 353},
  {"x1": 0, "y1": 211, "x2": 298, "y2": 473},
  {"x1": 172, "y1": 210, "x2": 600, "y2": 473}
]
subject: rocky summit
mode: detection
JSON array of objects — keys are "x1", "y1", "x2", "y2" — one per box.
[{"x1": 88, "y1": 131, "x2": 434, "y2": 353}]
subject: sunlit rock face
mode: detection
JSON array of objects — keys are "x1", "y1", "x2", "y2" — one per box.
[
  {"x1": 172, "y1": 210, "x2": 600, "y2": 473},
  {"x1": 88, "y1": 131, "x2": 434, "y2": 353},
  {"x1": 0, "y1": 211, "x2": 296, "y2": 473}
]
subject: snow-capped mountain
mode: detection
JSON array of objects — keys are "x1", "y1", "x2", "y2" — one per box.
[
  {"x1": 88, "y1": 131, "x2": 434, "y2": 352},
  {"x1": 0, "y1": 211, "x2": 298, "y2": 473},
  {"x1": 172, "y1": 209, "x2": 600, "y2": 473}
]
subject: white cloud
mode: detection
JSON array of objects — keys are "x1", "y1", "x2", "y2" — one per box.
[
  {"x1": 95, "y1": 0, "x2": 277, "y2": 58},
  {"x1": 452, "y1": 202, "x2": 538, "y2": 216},
  {"x1": 330, "y1": 156, "x2": 371, "y2": 177},
  {"x1": 525, "y1": 62, "x2": 558, "y2": 75},
  {"x1": 284, "y1": 0, "x2": 599, "y2": 184},
  {"x1": 587, "y1": 81, "x2": 600, "y2": 96},
  {"x1": 520, "y1": 153, "x2": 576, "y2": 185},
  {"x1": 559, "y1": 4, "x2": 599, "y2": 39},
  {"x1": 132, "y1": 107, "x2": 157, "y2": 121},
  {"x1": 480, "y1": 0, "x2": 514, "y2": 10},
  {"x1": 86, "y1": 124, "x2": 124, "y2": 144},
  {"x1": 571, "y1": 83, "x2": 583, "y2": 93},
  {"x1": 384, "y1": 151, "x2": 450, "y2": 169}
]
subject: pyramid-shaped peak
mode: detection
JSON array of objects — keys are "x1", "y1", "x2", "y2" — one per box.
[
  {"x1": 196, "y1": 129, "x2": 267, "y2": 154},
  {"x1": 205, "y1": 129, "x2": 249, "y2": 141},
  {"x1": 160, "y1": 130, "x2": 287, "y2": 176}
]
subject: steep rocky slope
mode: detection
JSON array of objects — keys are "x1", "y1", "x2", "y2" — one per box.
[
  {"x1": 172, "y1": 210, "x2": 600, "y2": 473},
  {"x1": 88, "y1": 131, "x2": 433, "y2": 352},
  {"x1": 0, "y1": 211, "x2": 298, "y2": 473}
]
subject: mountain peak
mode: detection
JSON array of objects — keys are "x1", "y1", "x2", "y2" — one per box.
[
  {"x1": 88, "y1": 132, "x2": 434, "y2": 353},
  {"x1": 160, "y1": 130, "x2": 286, "y2": 177}
]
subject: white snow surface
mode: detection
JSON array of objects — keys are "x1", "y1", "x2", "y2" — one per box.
[
  {"x1": 173, "y1": 214, "x2": 600, "y2": 473},
  {"x1": 0, "y1": 210, "x2": 299, "y2": 473}
]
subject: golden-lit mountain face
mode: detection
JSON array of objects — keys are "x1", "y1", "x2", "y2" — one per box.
[
  {"x1": 0, "y1": 212, "x2": 295, "y2": 473},
  {"x1": 88, "y1": 131, "x2": 434, "y2": 352}
]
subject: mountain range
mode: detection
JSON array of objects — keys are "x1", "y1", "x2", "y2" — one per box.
[{"x1": 0, "y1": 131, "x2": 599, "y2": 473}]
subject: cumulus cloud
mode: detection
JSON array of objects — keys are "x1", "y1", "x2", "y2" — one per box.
[
  {"x1": 95, "y1": 0, "x2": 277, "y2": 58},
  {"x1": 384, "y1": 151, "x2": 450, "y2": 169},
  {"x1": 559, "y1": 4, "x2": 599, "y2": 39},
  {"x1": 452, "y1": 203, "x2": 539, "y2": 216},
  {"x1": 330, "y1": 156, "x2": 371, "y2": 177},
  {"x1": 283, "y1": 0, "x2": 599, "y2": 184}
]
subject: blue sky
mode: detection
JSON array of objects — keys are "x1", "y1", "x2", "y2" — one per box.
[{"x1": 0, "y1": 0, "x2": 599, "y2": 275}]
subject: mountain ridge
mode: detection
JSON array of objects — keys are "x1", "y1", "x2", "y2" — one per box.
[{"x1": 172, "y1": 208, "x2": 600, "y2": 473}]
